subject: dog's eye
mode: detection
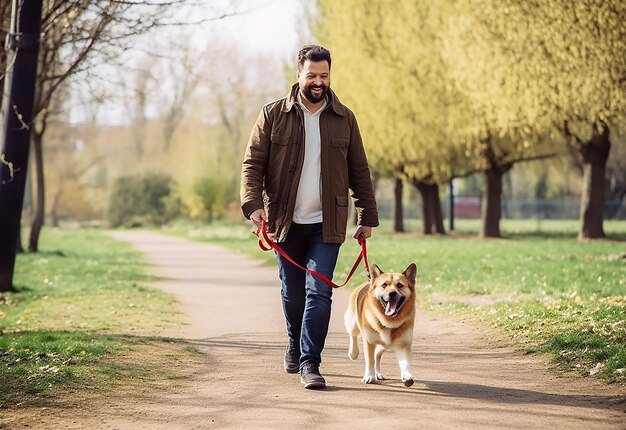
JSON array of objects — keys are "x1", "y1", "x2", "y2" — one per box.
[
  {"x1": 381, "y1": 283, "x2": 387, "y2": 288},
  {"x1": 397, "y1": 283, "x2": 404, "y2": 289}
]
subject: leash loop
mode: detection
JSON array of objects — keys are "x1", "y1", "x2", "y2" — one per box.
[{"x1": 254, "y1": 219, "x2": 370, "y2": 289}]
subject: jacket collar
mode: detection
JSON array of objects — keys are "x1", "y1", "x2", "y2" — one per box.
[{"x1": 282, "y1": 83, "x2": 346, "y2": 116}]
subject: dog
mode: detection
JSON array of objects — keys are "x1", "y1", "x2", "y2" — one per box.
[{"x1": 344, "y1": 263, "x2": 417, "y2": 386}]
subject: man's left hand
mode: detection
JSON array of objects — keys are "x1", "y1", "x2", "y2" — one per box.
[{"x1": 352, "y1": 225, "x2": 372, "y2": 240}]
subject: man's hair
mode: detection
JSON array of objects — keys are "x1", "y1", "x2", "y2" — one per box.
[{"x1": 297, "y1": 45, "x2": 331, "y2": 72}]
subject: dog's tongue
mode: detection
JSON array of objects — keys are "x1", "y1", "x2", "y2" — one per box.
[{"x1": 385, "y1": 301, "x2": 398, "y2": 316}]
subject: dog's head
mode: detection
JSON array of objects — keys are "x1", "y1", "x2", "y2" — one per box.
[{"x1": 369, "y1": 263, "x2": 417, "y2": 317}]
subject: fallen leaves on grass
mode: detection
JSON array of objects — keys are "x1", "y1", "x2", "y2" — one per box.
[
  {"x1": 1, "y1": 349, "x2": 84, "y2": 367},
  {"x1": 589, "y1": 362, "x2": 605, "y2": 376}
]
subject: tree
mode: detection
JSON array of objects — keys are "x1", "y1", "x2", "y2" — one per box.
[
  {"x1": 193, "y1": 174, "x2": 225, "y2": 222},
  {"x1": 26, "y1": 0, "x2": 238, "y2": 251},
  {"x1": 447, "y1": 0, "x2": 626, "y2": 239},
  {"x1": 127, "y1": 64, "x2": 153, "y2": 160},
  {"x1": 393, "y1": 177, "x2": 404, "y2": 232},
  {"x1": 442, "y1": 2, "x2": 561, "y2": 237},
  {"x1": 0, "y1": 0, "x2": 44, "y2": 291},
  {"x1": 314, "y1": 0, "x2": 463, "y2": 234},
  {"x1": 159, "y1": 38, "x2": 203, "y2": 153}
]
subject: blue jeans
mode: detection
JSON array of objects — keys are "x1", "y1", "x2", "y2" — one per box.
[{"x1": 276, "y1": 222, "x2": 341, "y2": 366}]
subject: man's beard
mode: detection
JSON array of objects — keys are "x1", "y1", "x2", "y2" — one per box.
[{"x1": 302, "y1": 84, "x2": 329, "y2": 104}]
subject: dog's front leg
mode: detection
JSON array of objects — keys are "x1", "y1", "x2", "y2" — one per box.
[
  {"x1": 395, "y1": 347, "x2": 414, "y2": 387},
  {"x1": 374, "y1": 345, "x2": 385, "y2": 381},
  {"x1": 362, "y1": 340, "x2": 377, "y2": 384}
]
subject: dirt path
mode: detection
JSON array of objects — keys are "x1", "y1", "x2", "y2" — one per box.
[{"x1": 9, "y1": 231, "x2": 626, "y2": 429}]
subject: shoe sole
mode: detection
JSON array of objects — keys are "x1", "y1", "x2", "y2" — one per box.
[
  {"x1": 301, "y1": 378, "x2": 326, "y2": 389},
  {"x1": 285, "y1": 366, "x2": 300, "y2": 374}
]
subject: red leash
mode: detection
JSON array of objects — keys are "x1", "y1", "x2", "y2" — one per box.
[{"x1": 254, "y1": 219, "x2": 370, "y2": 289}]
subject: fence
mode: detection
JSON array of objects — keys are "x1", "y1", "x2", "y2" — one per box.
[{"x1": 375, "y1": 197, "x2": 626, "y2": 220}]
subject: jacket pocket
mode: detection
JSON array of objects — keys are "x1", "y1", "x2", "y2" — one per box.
[
  {"x1": 271, "y1": 133, "x2": 289, "y2": 145},
  {"x1": 331, "y1": 137, "x2": 349, "y2": 148},
  {"x1": 335, "y1": 195, "x2": 349, "y2": 235}
]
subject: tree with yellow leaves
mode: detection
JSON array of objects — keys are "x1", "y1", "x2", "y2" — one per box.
[
  {"x1": 445, "y1": 0, "x2": 626, "y2": 239},
  {"x1": 315, "y1": 0, "x2": 472, "y2": 234},
  {"x1": 315, "y1": 0, "x2": 625, "y2": 239}
]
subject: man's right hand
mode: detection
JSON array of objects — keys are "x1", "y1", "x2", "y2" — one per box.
[{"x1": 249, "y1": 208, "x2": 267, "y2": 232}]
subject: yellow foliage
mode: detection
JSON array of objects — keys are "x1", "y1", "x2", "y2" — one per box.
[{"x1": 315, "y1": 0, "x2": 626, "y2": 181}]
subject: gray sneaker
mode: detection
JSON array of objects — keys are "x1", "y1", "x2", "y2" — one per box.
[
  {"x1": 300, "y1": 360, "x2": 326, "y2": 389},
  {"x1": 284, "y1": 340, "x2": 300, "y2": 374}
]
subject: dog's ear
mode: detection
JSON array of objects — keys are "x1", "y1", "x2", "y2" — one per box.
[
  {"x1": 403, "y1": 263, "x2": 417, "y2": 285},
  {"x1": 371, "y1": 264, "x2": 384, "y2": 279}
]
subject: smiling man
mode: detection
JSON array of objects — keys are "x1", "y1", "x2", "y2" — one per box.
[{"x1": 240, "y1": 45, "x2": 379, "y2": 389}]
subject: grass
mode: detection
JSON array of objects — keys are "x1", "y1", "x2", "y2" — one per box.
[
  {"x1": 164, "y1": 218, "x2": 626, "y2": 383},
  {"x1": 0, "y1": 229, "x2": 186, "y2": 407}
]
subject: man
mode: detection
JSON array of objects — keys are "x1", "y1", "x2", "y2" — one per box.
[{"x1": 240, "y1": 45, "x2": 378, "y2": 389}]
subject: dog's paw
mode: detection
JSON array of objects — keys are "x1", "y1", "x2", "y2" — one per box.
[
  {"x1": 375, "y1": 372, "x2": 385, "y2": 381},
  {"x1": 362, "y1": 374, "x2": 376, "y2": 384},
  {"x1": 401, "y1": 372, "x2": 414, "y2": 387}
]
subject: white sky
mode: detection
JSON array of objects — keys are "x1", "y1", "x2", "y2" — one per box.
[
  {"x1": 202, "y1": 0, "x2": 307, "y2": 61},
  {"x1": 72, "y1": 0, "x2": 311, "y2": 124}
]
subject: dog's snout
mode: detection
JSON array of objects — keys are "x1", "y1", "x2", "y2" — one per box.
[{"x1": 388, "y1": 291, "x2": 398, "y2": 299}]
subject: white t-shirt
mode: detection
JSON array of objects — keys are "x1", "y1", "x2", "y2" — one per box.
[{"x1": 293, "y1": 94, "x2": 327, "y2": 224}]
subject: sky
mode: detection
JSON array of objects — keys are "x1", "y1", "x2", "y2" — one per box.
[
  {"x1": 72, "y1": 0, "x2": 311, "y2": 125},
  {"x1": 200, "y1": 0, "x2": 308, "y2": 61}
]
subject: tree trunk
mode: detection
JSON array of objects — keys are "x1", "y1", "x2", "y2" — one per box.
[
  {"x1": 415, "y1": 181, "x2": 433, "y2": 235},
  {"x1": 29, "y1": 131, "x2": 45, "y2": 252},
  {"x1": 578, "y1": 121, "x2": 610, "y2": 239},
  {"x1": 0, "y1": 0, "x2": 43, "y2": 291},
  {"x1": 16, "y1": 229, "x2": 23, "y2": 253},
  {"x1": 432, "y1": 185, "x2": 445, "y2": 234},
  {"x1": 51, "y1": 185, "x2": 63, "y2": 228},
  {"x1": 393, "y1": 177, "x2": 404, "y2": 232},
  {"x1": 19, "y1": 156, "x2": 34, "y2": 253},
  {"x1": 414, "y1": 180, "x2": 445, "y2": 235},
  {"x1": 481, "y1": 167, "x2": 503, "y2": 238}
]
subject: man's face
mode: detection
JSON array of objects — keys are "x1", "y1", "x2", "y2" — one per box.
[{"x1": 298, "y1": 59, "x2": 330, "y2": 104}]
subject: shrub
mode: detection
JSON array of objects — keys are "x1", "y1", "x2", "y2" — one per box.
[
  {"x1": 192, "y1": 175, "x2": 226, "y2": 222},
  {"x1": 107, "y1": 173, "x2": 179, "y2": 227}
]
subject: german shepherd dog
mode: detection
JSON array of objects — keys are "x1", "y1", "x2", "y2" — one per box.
[{"x1": 344, "y1": 263, "x2": 417, "y2": 386}]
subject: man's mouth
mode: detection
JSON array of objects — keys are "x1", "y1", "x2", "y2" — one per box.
[{"x1": 380, "y1": 296, "x2": 405, "y2": 317}]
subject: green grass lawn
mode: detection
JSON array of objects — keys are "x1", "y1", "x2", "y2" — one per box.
[
  {"x1": 0, "y1": 229, "x2": 186, "y2": 407},
  {"x1": 164, "y1": 218, "x2": 626, "y2": 382}
]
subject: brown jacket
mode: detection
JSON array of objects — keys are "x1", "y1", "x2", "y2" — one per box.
[{"x1": 240, "y1": 84, "x2": 378, "y2": 244}]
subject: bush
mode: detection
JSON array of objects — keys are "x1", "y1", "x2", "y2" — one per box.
[
  {"x1": 107, "y1": 173, "x2": 179, "y2": 227},
  {"x1": 192, "y1": 174, "x2": 228, "y2": 222}
]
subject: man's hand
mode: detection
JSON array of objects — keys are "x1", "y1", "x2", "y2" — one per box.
[
  {"x1": 352, "y1": 225, "x2": 372, "y2": 240},
  {"x1": 249, "y1": 208, "x2": 267, "y2": 232}
]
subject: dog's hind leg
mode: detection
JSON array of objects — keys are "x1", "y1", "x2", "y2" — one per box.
[
  {"x1": 348, "y1": 335, "x2": 359, "y2": 360},
  {"x1": 374, "y1": 345, "x2": 385, "y2": 381},
  {"x1": 344, "y1": 308, "x2": 359, "y2": 360},
  {"x1": 395, "y1": 347, "x2": 414, "y2": 387}
]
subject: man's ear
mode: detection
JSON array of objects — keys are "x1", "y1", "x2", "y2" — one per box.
[{"x1": 403, "y1": 263, "x2": 417, "y2": 285}]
